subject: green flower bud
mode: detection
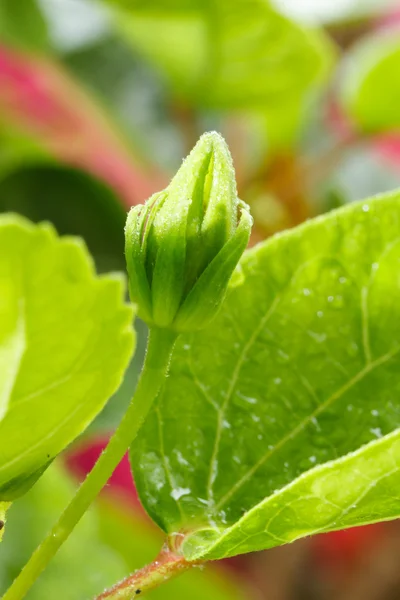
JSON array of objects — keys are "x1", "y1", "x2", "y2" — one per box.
[{"x1": 125, "y1": 131, "x2": 252, "y2": 332}]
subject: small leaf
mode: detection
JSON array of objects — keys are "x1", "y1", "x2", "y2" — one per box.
[
  {"x1": 340, "y1": 30, "x2": 400, "y2": 133},
  {"x1": 132, "y1": 192, "x2": 400, "y2": 560},
  {"x1": 0, "y1": 214, "x2": 134, "y2": 500}
]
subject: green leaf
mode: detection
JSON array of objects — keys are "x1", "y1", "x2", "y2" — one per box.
[
  {"x1": 0, "y1": 0, "x2": 50, "y2": 52},
  {"x1": 110, "y1": 0, "x2": 333, "y2": 110},
  {"x1": 0, "y1": 464, "x2": 128, "y2": 599},
  {"x1": 341, "y1": 31, "x2": 400, "y2": 133},
  {"x1": 0, "y1": 215, "x2": 134, "y2": 500},
  {"x1": 132, "y1": 192, "x2": 400, "y2": 560}
]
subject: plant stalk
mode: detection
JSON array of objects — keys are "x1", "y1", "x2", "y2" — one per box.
[
  {"x1": 96, "y1": 548, "x2": 194, "y2": 599},
  {"x1": 2, "y1": 327, "x2": 178, "y2": 600}
]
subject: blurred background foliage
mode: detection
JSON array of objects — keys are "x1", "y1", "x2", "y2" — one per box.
[{"x1": 1, "y1": 0, "x2": 400, "y2": 598}]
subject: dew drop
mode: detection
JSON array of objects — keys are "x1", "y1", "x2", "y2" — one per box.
[
  {"x1": 311, "y1": 416, "x2": 321, "y2": 430},
  {"x1": 171, "y1": 487, "x2": 191, "y2": 501},
  {"x1": 309, "y1": 331, "x2": 327, "y2": 343},
  {"x1": 347, "y1": 342, "x2": 359, "y2": 357},
  {"x1": 234, "y1": 391, "x2": 257, "y2": 405},
  {"x1": 370, "y1": 427, "x2": 382, "y2": 438},
  {"x1": 277, "y1": 349, "x2": 290, "y2": 364},
  {"x1": 174, "y1": 450, "x2": 189, "y2": 466}
]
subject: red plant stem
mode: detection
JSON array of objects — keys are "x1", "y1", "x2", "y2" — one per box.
[{"x1": 97, "y1": 548, "x2": 196, "y2": 599}]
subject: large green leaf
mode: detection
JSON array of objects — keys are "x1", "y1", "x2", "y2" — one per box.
[
  {"x1": 340, "y1": 31, "x2": 400, "y2": 133},
  {"x1": 109, "y1": 0, "x2": 333, "y2": 110},
  {"x1": 0, "y1": 215, "x2": 134, "y2": 500},
  {"x1": 132, "y1": 192, "x2": 400, "y2": 560}
]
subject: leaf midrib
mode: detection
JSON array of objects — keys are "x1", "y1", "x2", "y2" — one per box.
[{"x1": 205, "y1": 295, "x2": 281, "y2": 506}]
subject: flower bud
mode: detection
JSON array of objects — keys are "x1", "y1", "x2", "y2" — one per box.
[{"x1": 125, "y1": 131, "x2": 252, "y2": 332}]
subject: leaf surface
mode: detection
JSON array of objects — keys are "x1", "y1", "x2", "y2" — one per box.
[
  {"x1": 0, "y1": 215, "x2": 134, "y2": 499},
  {"x1": 132, "y1": 192, "x2": 400, "y2": 560}
]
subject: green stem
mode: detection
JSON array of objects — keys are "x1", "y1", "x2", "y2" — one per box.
[{"x1": 2, "y1": 327, "x2": 178, "y2": 600}]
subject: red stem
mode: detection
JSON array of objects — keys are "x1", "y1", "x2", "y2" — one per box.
[{"x1": 97, "y1": 547, "x2": 196, "y2": 599}]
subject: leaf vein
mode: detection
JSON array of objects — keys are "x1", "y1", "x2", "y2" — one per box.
[
  {"x1": 214, "y1": 345, "x2": 400, "y2": 512},
  {"x1": 206, "y1": 295, "x2": 281, "y2": 505}
]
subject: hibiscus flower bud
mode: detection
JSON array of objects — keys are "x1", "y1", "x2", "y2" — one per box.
[{"x1": 125, "y1": 131, "x2": 252, "y2": 332}]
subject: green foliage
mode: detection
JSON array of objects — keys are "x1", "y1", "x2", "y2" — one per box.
[
  {"x1": 2, "y1": 0, "x2": 400, "y2": 592},
  {"x1": 132, "y1": 192, "x2": 400, "y2": 560},
  {"x1": 0, "y1": 0, "x2": 50, "y2": 52},
  {"x1": 341, "y1": 31, "x2": 400, "y2": 133},
  {"x1": 0, "y1": 215, "x2": 134, "y2": 500},
  {"x1": 108, "y1": 0, "x2": 333, "y2": 110}
]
